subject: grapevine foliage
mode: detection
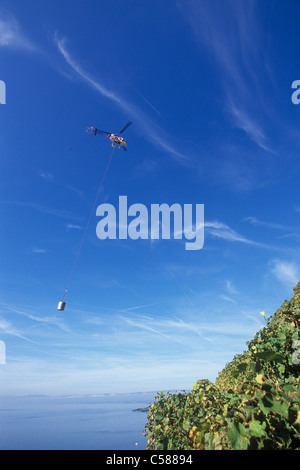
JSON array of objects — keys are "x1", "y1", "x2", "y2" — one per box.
[{"x1": 144, "y1": 283, "x2": 300, "y2": 450}]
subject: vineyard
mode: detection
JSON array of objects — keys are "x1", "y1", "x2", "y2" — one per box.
[{"x1": 144, "y1": 283, "x2": 300, "y2": 450}]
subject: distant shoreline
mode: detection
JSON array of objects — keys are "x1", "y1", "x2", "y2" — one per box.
[{"x1": 132, "y1": 407, "x2": 150, "y2": 412}]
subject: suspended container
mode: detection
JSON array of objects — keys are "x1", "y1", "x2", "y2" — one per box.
[{"x1": 57, "y1": 301, "x2": 66, "y2": 311}]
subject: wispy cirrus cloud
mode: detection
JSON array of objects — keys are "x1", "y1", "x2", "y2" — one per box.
[
  {"x1": 179, "y1": 0, "x2": 273, "y2": 153},
  {"x1": 29, "y1": 247, "x2": 47, "y2": 254},
  {"x1": 131, "y1": 85, "x2": 162, "y2": 117},
  {"x1": 226, "y1": 98, "x2": 273, "y2": 152},
  {"x1": 226, "y1": 280, "x2": 239, "y2": 295},
  {"x1": 205, "y1": 220, "x2": 266, "y2": 247},
  {"x1": 0, "y1": 317, "x2": 34, "y2": 343},
  {"x1": 206, "y1": 220, "x2": 300, "y2": 255},
  {"x1": 244, "y1": 216, "x2": 300, "y2": 243},
  {"x1": 66, "y1": 223, "x2": 82, "y2": 231},
  {"x1": 0, "y1": 200, "x2": 82, "y2": 221},
  {"x1": 0, "y1": 11, "x2": 37, "y2": 51},
  {"x1": 121, "y1": 315, "x2": 185, "y2": 345},
  {"x1": 244, "y1": 216, "x2": 287, "y2": 231},
  {"x1": 54, "y1": 34, "x2": 189, "y2": 164},
  {"x1": 55, "y1": 35, "x2": 130, "y2": 111},
  {"x1": 120, "y1": 310, "x2": 261, "y2": 353},
  {"x1": 39, "y1": 171, "x2": 54, "y2": 182},
  {"x1": 0, "y1": 302, "x2": 71, "y2": 333},
  {"x1": 271, "y1": 260, "x2": 300, "y2": 286},
  {"x1": 179, "y1": 0, "x2": 260, "y2": 86}
]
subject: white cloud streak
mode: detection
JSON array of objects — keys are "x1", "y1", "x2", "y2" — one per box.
[
  {"x1": 205, "y1": 220, "x2": 265, "y2": 247},
  {"x1": 0, "y1": 12, "x2": 36, "y2": 51},
  {"x1": 39, "y1": 171, "x2": 54, "y2": 182},
  {"x1": 30, "y1": 247, "x2": 47, "y2": 254},
  {"x1": 244, "y1": 217, "x2": 300, "y2": 244},
  {"x1": 0, "y1": 303, "x2": 71, "y2": 334},
  {"x1": 54, "y1": 34, "x2": 189, "y2": 164},
  {"x1": 66, "y1": 224, "x2": 82, "y2": 231},
  {"x1": 226, "y1": 280, "x2": 238, "y2": 295},
  {"x1": 179, "y1": 0, "x2": 272, "y2": 152},
  {"x1": 0, "y1": 317, "x2": 34, "y2": 343},
  {"x1": 0, "y1": 200, "x2": 82, "y2": 221},
  {"x1": 226, "y1": 98, "x2": 272, "y2": 152},
  {"x1": 245, "y1": 216, "x2": 286, "y2": 231},
  {"x1": 132, "y1": 86, "x2": 162, "y2": 116},
  {"x1": 121, "y1": 315, "x2": 185, "y2": 345},
  {"x1": 271, "y1": 261, "x2": 300, "y2": 286}
]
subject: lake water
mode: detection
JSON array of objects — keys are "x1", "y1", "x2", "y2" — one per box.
[{"x1": 0, "y1": 392, "x2": 157, "y2": 450}]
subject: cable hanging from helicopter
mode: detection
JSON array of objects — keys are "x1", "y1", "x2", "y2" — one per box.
[{"x1": 57, "y1": 121, "x2": 133, "y2": 311}]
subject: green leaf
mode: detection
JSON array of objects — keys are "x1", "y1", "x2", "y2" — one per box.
[
  {"x1": 258, "y1": 395, "x2": 289, "y2": 419},
  {"x1": 228, "y1": 422, "x2": 241, "y2": 450},
  {"x1": 250, "y1": 361, "x2": 262, "y2": 373},
  {"x1": 238, "y1": 422, "x2": 249, "y2": 438},
  {"x1": 231, "y1": 362, "x2": 248, "y2": 377},
  {"x1": 258, "y1": 396, "x2": 273, "y2": 414},
  {"x1": 249, "y1": 420, "x2": 266, "y2": 438},
  {"x1": 255, "y1": 350, "x2": 285, "y2": 363},
  {"x1": 271, "y1": 400, "x2": 289, "y2": 418},
  {"x1": 156, "y1": 437, "x2": 168, "y2": 450},
  {"x1": 283, "y1": 384, "x2": 296, "y2": 393},
  {"x1": 183, "y1": 418, "x2": 191, "y2": 431},
  {"x1": 255, "y1": 374, "x2": 264, "y2": 385}
]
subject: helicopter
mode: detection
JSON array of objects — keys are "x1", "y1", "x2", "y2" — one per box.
[{"x1": 86, "y1": 121, "x2": 132, "y2": 150}]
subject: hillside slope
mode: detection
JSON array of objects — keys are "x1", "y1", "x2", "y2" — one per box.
[{"x1": 144, "y1": 283, "x2": 300, "y2": 450}]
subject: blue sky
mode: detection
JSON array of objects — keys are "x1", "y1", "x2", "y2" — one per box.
[{"x1": 0, "y1": 0, "x2": 300, "y2": 396}]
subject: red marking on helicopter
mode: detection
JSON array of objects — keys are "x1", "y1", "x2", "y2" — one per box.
[{"x1": 86, "y1": 121, "x2": 132, "y2": 151}]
